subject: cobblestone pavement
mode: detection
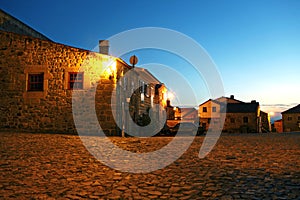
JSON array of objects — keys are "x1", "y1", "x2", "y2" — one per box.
[{"x1": 0, "y1": 132, "x2": 299, "y2": 199}]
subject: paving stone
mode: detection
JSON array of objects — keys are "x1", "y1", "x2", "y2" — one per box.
[{"x1": 0, "y1": 133, "x2": 299, "y2": 199}]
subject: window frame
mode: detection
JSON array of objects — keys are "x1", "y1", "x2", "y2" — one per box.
[
  {"x1": 203, "y1": 107, "x2": 207, "y2": 112},
  {"x1": 27, "y1": 73, "x2": 44, "y2": 91},
  {"x1": 68, "y1": 72, "x2": 84, "y2": 90},
  {"x1": 212, "y1": 106, "x2": 217, "y2": 112}
]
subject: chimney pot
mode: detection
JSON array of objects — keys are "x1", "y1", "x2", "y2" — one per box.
[{"x1": 99, "y1": 40, "x2": 109, "y2": 55}]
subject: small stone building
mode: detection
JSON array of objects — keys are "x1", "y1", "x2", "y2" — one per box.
[{"x1": 281, "y1": 104, "x2": 300, "y2": 132}]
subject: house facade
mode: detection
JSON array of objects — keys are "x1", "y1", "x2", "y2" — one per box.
[
  {"x1": 0, "y1": 10, "x2": 170, "y2": 136},
  {"x1": 222, "y1": 102, "x2": 260, "y2": 133},
  {"x1": 281, "y1": 104, "x2": 300, "y2": 132},
  {"x1": 0, "y1": 30, "x2": 130, "y2": 135},
  {"x1": 199, "y1": 99, "x2": 224, "y2": 131},
  {"x1": 199, "y1": 96, "x2": 268, "y2": 133},
  {"x1": 274, "y1": 119, "x2": 283, "y2": 133}
]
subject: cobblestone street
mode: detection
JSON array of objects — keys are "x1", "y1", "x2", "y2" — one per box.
[{"x1": 0, "y1": 132, "x2": 299, "y2": 199}]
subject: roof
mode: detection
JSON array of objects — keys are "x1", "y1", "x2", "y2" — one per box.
[
  {"x1": 0, "y1": 9, "x2": 51, "y2": 41},
  {"x1": 222, "y1": 102, "x2": 259, "y2": 113},
  {"x1": 134, "y1": 67, "x2": 161, "y2": 84},
  {"x1": 215, "y1": 96, "x2": 244, "y2": 103},
  {"x1": 282, "y1": 104, "x2": 300, "y2": 114},
  {"x1": 199, "y1": 99, "x2": 223, "y2": 107},
  {"x1": 178, "y1": 107, "x2": 198, "y2": 118}
]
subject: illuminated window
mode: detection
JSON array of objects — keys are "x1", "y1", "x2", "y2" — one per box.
[
  {"x1": 212, "y1": 107, "x2": 216, "y2": 112},
  {"x1": 243, "y1": 117, "x2": 248, "y2": 123},
  {"x1": 69, "y1": 72, "x2": 83, "y2": 90},
  {"x1": 203, "y1": 107, "x2": 207, "y2": 112},
  {"x1": 28, "y1": 73, "x2": 44, "y2": 91}
]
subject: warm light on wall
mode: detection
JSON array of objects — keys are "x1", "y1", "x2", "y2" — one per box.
[
  {"x1": 103, "y1": 59, "x2": 117, "y2": 79},
  {"x1": 167, "y1": 91, "x2": 175, "y2": 100}
]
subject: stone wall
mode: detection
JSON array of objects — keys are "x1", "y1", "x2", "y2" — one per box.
[
  {"x1": 0, "y1": 30, "x2": 130, "y2": 135},
  {"x1": 223, "y1": 113, "x2": 258, "y2": 133},
  {"x1": 282, "y1": 113, "x2": 300, "y2": 132}
]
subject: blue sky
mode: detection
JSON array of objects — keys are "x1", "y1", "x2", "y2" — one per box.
[{"x1": 1, "y1": 0, "x2": 300, "y2": 117}]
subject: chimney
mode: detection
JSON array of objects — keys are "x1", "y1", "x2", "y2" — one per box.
[
  {"x1": 251, "y1": 100, "x2": 256, "y2": 103},
  {"x1": 99, "y1": 40, "x2": 109, "y2": 55},
  {"x1": 167, "y1": 99, "x2": 171, "y2": 107},
  {"x1": 230, "y1": 95, "x2": 234, "y2": 99}
]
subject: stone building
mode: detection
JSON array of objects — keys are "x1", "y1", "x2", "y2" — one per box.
[
  {"x1": 0, "y1": 10, "x2": 169, "y2": 136},
  {"x1": 281, "y1": 104, "x2": 300, "y2": 132},
  {"x1": 0, "y1": 30, "x2": 128, "y2": 135},
  {"x1": 199, "y1": 96, "x2": 269, "y2": 133},
  {"x1": 222, "y1": 101, "x2": 260, "y2": 133}
]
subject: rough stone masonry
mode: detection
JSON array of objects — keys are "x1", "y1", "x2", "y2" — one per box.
[{"x1": 0, "y1": 30, "x2": 131, "y2": 135}]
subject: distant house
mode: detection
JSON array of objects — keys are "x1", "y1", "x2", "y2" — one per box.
[
  {"x1": 199, "y1": 95, "x2": 270, "y2": 133},
  {"x1": 274, "y1": 119, "x2": 283, "y2": 133},
  {"x1": 222, "y1": 101, "x2": 260, "y2": 133},
  {"x1": 281, "y1": 104, "x2": 300, "y2": 132}
]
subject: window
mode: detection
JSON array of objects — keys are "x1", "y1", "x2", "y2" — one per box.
[
  {"x1": 203, "y1": 107, "x2": 207, "y2": 112},
  {"x1": 287, "y1": 116, "x2": 292, "y2": 121},
  {"x1": 139, "y1": 80, "x2": 144, "y2": 93},
  {"x1": 28, "y1": 73, "x2": 44, "y2": 91},
  {"x1": 212, "y1": 107, "x2": 216, "y2": 112},
  {"x1": 144, "y1": 84, "x2": 150, "y2": 97},
  {"x1": 298, "y1": 116, "x2": 300, "y2": 120},
  {"x1": 243, "y1": 117, "x2": 248, "y2": 123},
  {"x1": 69, "y1": 72, "x2": 83, "y2": 90},
  {"x1": 230, "y1": 118, "x2": 235, "y2": 123}
]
